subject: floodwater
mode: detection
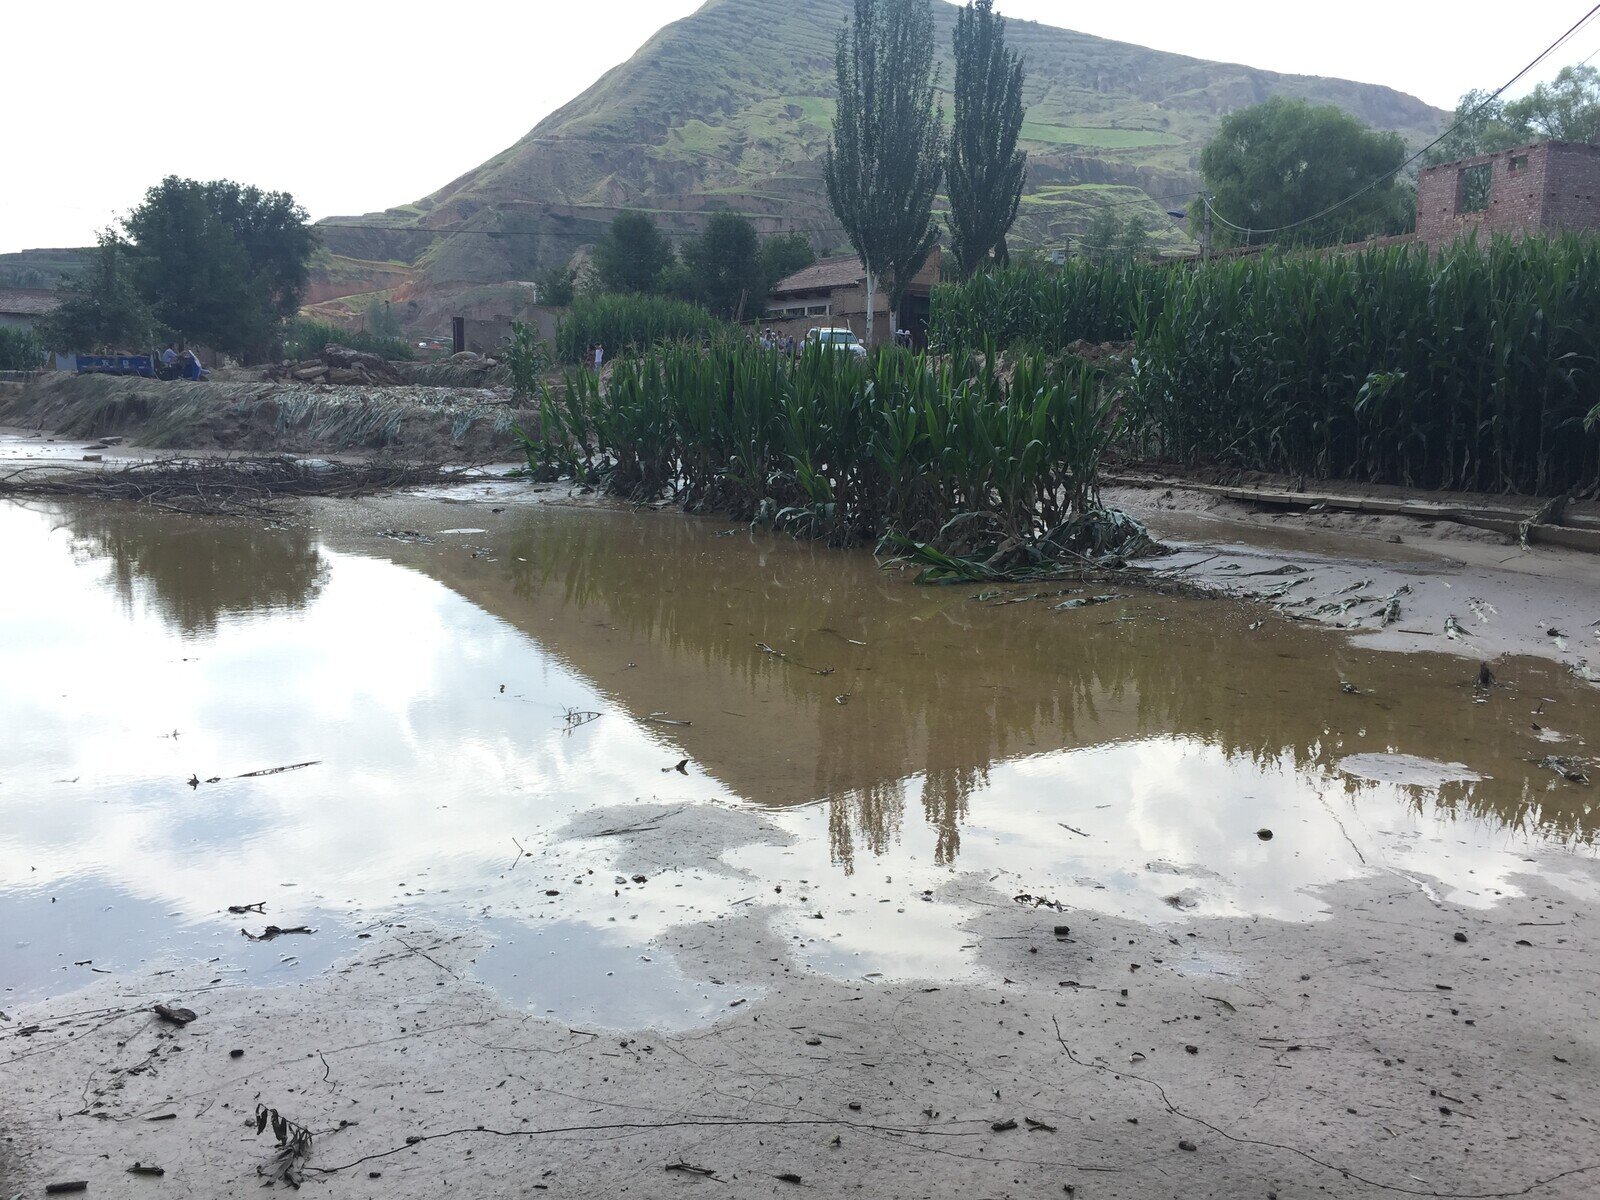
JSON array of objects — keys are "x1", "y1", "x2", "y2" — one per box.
[{"x1": 2, "y1": 495, "x2": 1596, "y2": 1027}]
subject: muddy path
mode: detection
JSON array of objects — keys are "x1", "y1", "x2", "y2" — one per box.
[{"x1": 2, "y1": 489, "x2": 1598, "y2": 1198}]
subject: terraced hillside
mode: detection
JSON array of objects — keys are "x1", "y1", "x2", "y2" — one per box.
[{"x1": 328, "y1": 0, "x2": 1442, "y2": 294}]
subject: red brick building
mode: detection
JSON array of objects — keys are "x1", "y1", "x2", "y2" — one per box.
[{"x1": 1416, "y1": 141, "x2": 1600, "y2": 249}]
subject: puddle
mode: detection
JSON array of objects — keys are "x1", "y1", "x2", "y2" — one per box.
[
  {"x1": 1337, "y1": 753, "x2": 1486, "y2": 786},
  {"x1": 469, "y1": 918, "x2": 754, "y2": 1030},
  {"x1": 3, "y1": 497, "x2": 1596, "y2": 1022}
]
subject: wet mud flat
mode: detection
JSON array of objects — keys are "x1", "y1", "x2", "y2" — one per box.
[{"x1": 2, "y1": 494, "x2": 1598, "y2": 1197}]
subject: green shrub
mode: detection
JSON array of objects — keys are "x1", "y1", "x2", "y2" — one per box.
[
  {"x1": 281, "y1": 318, "x2": 414, "y2": 362},
  {"x1": 0, "y1": 326, "x2": 44, "y2": 371},
  {"x1": 554, "y1": 294, "x2": 728, "y2": 364}
]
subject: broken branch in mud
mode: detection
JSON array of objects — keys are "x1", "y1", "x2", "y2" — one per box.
[
  {"x1": 241, "y1": 925, "x2": 314, "y2": 942},
  {"x1": 0, "y1": 456, "x2": 465, "y2": 517},
  {"x1": 236, "y1": 761, "x2": 321, "y2": 778}
]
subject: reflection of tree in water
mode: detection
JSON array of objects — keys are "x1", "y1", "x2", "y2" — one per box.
[
  {"x1": 63, "y1": 503, "x2": 329, "y2": 636},
  {"x1": 498, "y1": 513, "x2": 1600, "y2": 866}
]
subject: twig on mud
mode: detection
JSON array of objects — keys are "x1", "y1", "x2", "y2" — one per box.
[
  {"x1": 235, "y1": 761, "x2": 321, "y2": 778},
  {"x1": 755, "y1": 642, "x2": 835, "y2": 676},
  {"x1": 305, "y1": 1115, "x2": 1005, "y2": 1176},
  {"x1": 589, "y1": 805, "x2": 691, "y2": 837},
  {"x1": 1049, "y1": 1017, "x2": 1598, "y2": 1198},
  {"x1": 241, "y1": 925, "x2": 314, "y2": 942}
]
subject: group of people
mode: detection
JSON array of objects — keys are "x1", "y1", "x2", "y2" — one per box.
[
  {"x1": 755, "y1": 328, "x2": 799, "y2": 357},
  {"x1": 158, "y1": 342, "x2": 206, "y2": 381}
]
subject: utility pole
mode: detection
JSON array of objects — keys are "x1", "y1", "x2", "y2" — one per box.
[{"x1": 1202, "y1": 192, "x2": 1214, "y2": 264}]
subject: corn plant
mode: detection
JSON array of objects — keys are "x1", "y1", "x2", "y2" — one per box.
[
  {"x1": 553, "y1": 294, "x2": 729, "y2": 363},
  {"x1": 529, "y1": 340, "x2": 1135, "y2": 569},
  {"x1": 1127, "y1": 237, "x2": 1600, "y2": 494}
]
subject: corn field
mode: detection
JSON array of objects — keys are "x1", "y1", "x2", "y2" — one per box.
[
  {"x1": 523, "y1": 342, "x2": 1134, "y2": 567},
  {"x1": 1128, "y1": 238, "x2": 1600, "y2": 494},
  {"x1": 931, "y1": 236, "x2": 1600, "y2": 495},
  {"x1": 928, "y1": 258, "x2": 1165, "y2": 354},
  {"x1": 554, "y1": 294, "x2": 730, "y2": 364}
]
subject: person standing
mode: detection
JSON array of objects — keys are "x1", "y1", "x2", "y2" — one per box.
[{"x1": 593, "y1": 343, "x2": 605, "y2": 371}]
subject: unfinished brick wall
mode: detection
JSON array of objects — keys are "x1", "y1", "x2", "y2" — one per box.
[{"x1": 1416, "y1": 142, "x2": 1600, "y2": 249}]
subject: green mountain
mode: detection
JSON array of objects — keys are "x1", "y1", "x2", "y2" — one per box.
[{"x1": 322, "y1": 0, "x2": 1443, "y2": 290}]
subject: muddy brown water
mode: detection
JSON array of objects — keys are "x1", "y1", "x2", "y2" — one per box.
[{"x1": 2, "y1": 495, "x2": 1595, "y2": 1027}]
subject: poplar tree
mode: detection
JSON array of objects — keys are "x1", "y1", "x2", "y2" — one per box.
[
  {"x1": 824, "y1": 0, "x2": 945, "y2": 347},
  {"x1": 947, "y1": 0, "x2": 1027, "y2": 279}
]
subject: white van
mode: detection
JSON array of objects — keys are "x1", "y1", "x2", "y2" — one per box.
[{"x1": 804, "y1": 327, "x2": 868, "y2": 358}]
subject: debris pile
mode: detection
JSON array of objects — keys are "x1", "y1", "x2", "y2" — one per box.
[{"x1": 266, "y1": 343, "x2": 406, "y2": 386}]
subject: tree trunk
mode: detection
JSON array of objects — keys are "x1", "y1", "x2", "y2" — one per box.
[{"x1": 864, "y1": 271, "x2": 876, "y2": 349}]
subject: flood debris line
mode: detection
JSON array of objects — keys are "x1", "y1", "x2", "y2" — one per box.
[{"x1": 0, "y1": 456, "x2": 462, "y2": 516}]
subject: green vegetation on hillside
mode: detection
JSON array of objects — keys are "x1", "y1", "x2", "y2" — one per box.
[{"x1": 318, "y1": 0, "x2": 1441, "y2": 288}]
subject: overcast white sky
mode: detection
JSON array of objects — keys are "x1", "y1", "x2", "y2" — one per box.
[{"x1": 2, "y1": 0, "x2": 1596, "y2": 254}]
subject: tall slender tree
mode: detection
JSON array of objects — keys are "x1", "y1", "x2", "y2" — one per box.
[
  {"x1": 946, "y1": 0, "x2": 1027, "y2": 279},
  {"x1": 824, "y1": 0, "x2": 945, "y2": 347}
]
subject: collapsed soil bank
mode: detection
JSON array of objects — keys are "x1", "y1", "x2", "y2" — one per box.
[{"x1": 0, "y1": 373, "x2": 536, "y2": 460}]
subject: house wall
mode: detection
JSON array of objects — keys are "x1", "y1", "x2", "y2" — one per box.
[
  {"x1": 762, "y1": 250, "x2": 942, "y2": 347},
  {"x1": 457, "y1": 305, "x2": 563, "y2": 356},
  {"x1": 1416, "y1": 142, "x2": 1600, "y2": 249}
]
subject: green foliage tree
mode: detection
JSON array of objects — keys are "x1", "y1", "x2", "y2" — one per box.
[
  {"x1": 759, "y1": 233, "x2": 816, "y2": 293},
  {"x1": 123, "y1": 177, "x2": 315, "y2": 361},
  {"x1": 946, "y1": 0, "x2": 1027, "y2": 279},
  {"x1": 593, "y1": 210, "x2": 675, "y2": 295},
  {"x1": 363, "y1": 296, "x2": 402, "y2": 339},
  {"x1": 536, "y1": 261, "x2": 578, "y2": 307},
  {"x1": 1505, "y1": 64, "x2": 1600, "y2": 143},
  {"x1": 824, "y1": 0, "x2": 946, "y2": 345},
  {"x1": 36, "y1": 233, "x2": 160, "y2": 351},
  {"x1": 1200, "y1": 97, "x2": 1409, "y2": 246},
  {"x1": 1423, "y1": 65, "x2": 1600, "y2": 169},
  {"x1": 1423, "y1": 89, "x2": 1522, "y2": 165},
  {"x1": 687, "y1": 212, "x2": 766, "y2": 320},
  {"x1": 1077, "y1": 208, "x2": 1150, "y2": 266}
]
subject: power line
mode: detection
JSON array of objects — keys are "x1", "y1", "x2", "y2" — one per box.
[{"x1": 1208, "y1": 2, "x2": 1600, "y2": 240}]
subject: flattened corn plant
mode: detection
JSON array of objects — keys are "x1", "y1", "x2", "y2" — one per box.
[{"x1": 520, "y1": 342, "x2": 1127, "y2": 562}]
